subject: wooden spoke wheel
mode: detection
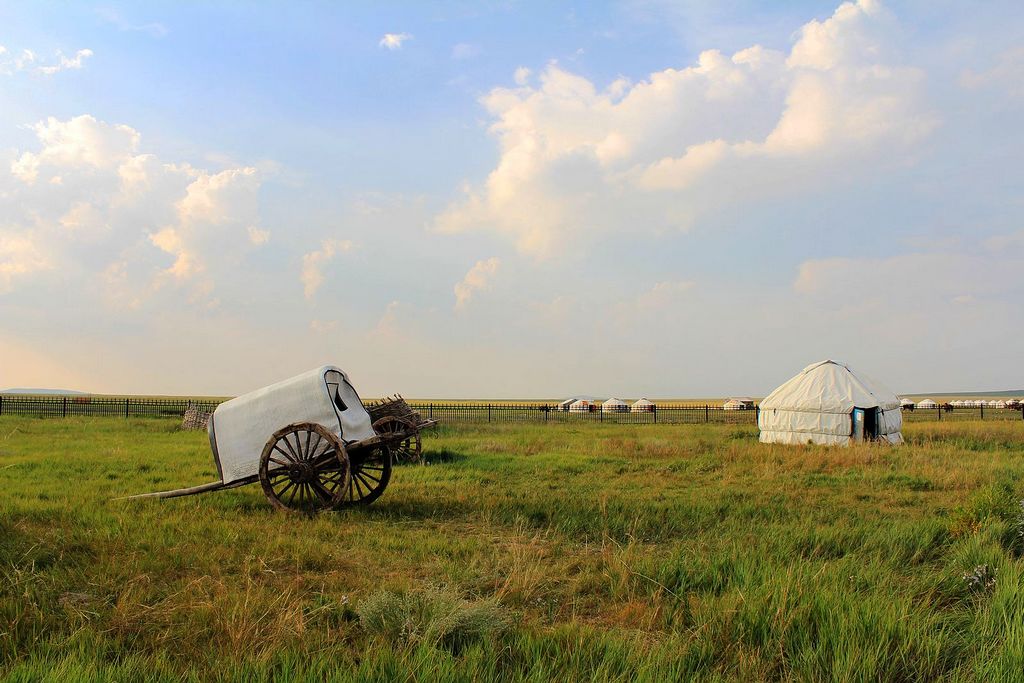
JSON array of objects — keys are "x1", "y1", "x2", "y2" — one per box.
[
  {"x1": 372, "y1": 416, "x2": 422, "y2": 465},
  {"x1": 336, "y1": 442, "x2": 392, "y2": 507},
  {"x1": 259, "y1": 422, "x2": 350, "y2": 513}
]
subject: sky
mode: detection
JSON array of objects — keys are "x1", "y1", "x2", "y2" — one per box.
[{"x1": 1, "y1": 0, "x2": 1022, "y2": 398}]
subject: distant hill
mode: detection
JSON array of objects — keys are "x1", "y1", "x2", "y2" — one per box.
[{"x1": 1, "y1": 388, "x2": 88, "y2": 395}]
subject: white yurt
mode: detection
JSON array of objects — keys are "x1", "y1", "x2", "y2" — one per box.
[
  {"x1": 631, "y1": 398, "x2": 655, "y2": 413},
  {"x1": 758, "y1": 360, "x2": 903, "y2": 446},
  {"x1": 973, "y1": 400, "x2": 986, "y2": 408},
  {"x1": 918, "y1": 399, "x2": 938, "y2": 409},
  {"x1": 951, "y1": 400, "x2": 964, "y2": 407},
  {"x1": 723, "y1": 399, "x2": 744, "y2": 410},
  {"x1": 900, "y1": 398, "x2": 916, "y2": 408},
  {"x1": 602, "y1": 398, "x2": 629, "y2": 413},
  {"x1": 569, "y1": 399, "x2": 594, "y2": 412},
  {"x1": 555, "y1": 399, "x2": 575, "y2": 412}
]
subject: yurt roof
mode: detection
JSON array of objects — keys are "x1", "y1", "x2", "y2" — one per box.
[
  {"x1": 759, "y1": 360, "x2": 900, "y2": 414},
  {"x1": 632, "y1": 398, "x2": 654, "y2": 406},
  {"x1": 603, "y1": 397, "x2": 628, "y2": 406},
  {"x1": 900, "y1": 398, "x2": 915, "y2": 405},
  {"x1": 918, "y1": 399, "x2": 938, "y2": 406}
]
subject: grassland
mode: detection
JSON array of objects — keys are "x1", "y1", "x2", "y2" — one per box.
[{"x1": 1, "y1": 417, "x2": 1023, "y2": 681}]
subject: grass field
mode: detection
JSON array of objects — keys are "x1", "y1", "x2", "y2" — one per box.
[{"x1": 2, "y1": 417, "x2": 1024, "y2": 681}]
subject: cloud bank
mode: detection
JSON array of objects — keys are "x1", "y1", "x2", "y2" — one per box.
[{"x1": 437, "y1": 0, "x2": 936, "y2": 257}]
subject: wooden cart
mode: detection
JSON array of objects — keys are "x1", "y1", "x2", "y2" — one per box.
[{"x1": 124, "y1": 367, "x2": 434, "y2": 513}]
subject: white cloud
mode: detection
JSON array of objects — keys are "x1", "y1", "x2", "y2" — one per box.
[
  {"x1": 301, "y1": 239, "x2": 354, "y2": 298},
  {"x1": 3, "y1": 114, "x2": 269, "y2": 306},
  {"x1": 960, "y1": 46, "x2": 1024, "y2": 100},
  {"x1": 11, "y1": 115, "x2": 140, "y2": 184},
  {"x1": 793, "y1": 246, "x2": 1024, "y2": 305},
  {"x1": 59, "y1": 201, "x2": 109, "y2": 238},
  {"x1": 452, "y1": 43, "x2": 480, "y2": 60},
  {"x1": 96, "y1": 9, "x2": 168, "y2": 38},
  {"x1": 309, "y1": 319, "x2": 340, "y2": 334},
  {"x1": 247, "y1": 225, "x2": 270, "y2": 245},
  {"x1": 37, "y1": 49, "x2": 93, "y2": 75},
  {"x1": 0, "y1": 232, "x2": 50, "y2": 292},
  {"x1": 513, "y1": 67, "x2": 531, "y2": 85},
  {"x1": 1, "y1": 47, "x2": 93, "y2": 75},
  {"x1": 436, "y1": 0, "x2": 937, "y2": 257},
  {"x1": 454, "y1": 257, "x2": 500, "y2": 309},
  {"x1": 636, "y1": 280, "x2": 695, "y2": 310},
  {"x1": 379, "y1": 33, "x2": 412, "y2": 50}
]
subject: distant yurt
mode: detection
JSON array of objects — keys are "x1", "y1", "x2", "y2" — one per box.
[
  {"x1": 602, "y1": 398, "x2": 629, "y2": 413},
  {"x1": 994, "y1": 400, "x2": 1007, "y2": 408},
  {"x1": 758, "y1": 360, "x2": 903, "y2": 446},
  {"x1": 569, "y1": 400, "x2": 594, "y2": 412},
  {"x1": 900, "y1": 398, "x2": 916, "y2": 408},
  {"x1": 723, "y1": 398, "x2": 755, "y2": 410},
  {"x1": 918, "y1": 399, "x2": 938, "y2": 409},
  {"x1": 555, "y1": 399, "x2": 575, "y2": 412},
  {"x1": 951, "y1": 400, "x2": 964, "y2": 407},
  {"x1": 631, "y1": 398, "x2": 655, "y2": 413}
]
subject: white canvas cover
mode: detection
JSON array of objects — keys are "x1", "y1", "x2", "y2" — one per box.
[
  {"x1": 723, "y1": 399, "x2": 746, "y2": 410},
  {"x1": 631, "y1": 398, "x2": 655, "y2": 412},
  {"x1": 602, "y1": 398, "x2": 629, "y2": 412},
  {"x1": 918, "y1": 399, "x2": 938, "y2": 408},
  {"x1": 208, "y1": 365, "x2": 376, "y2": 484},
  {"x1": 758, "y1": 360, "x2": 903, "y2": 446},
  {"x1": 900, "y1": 398, "x2": 915, "y2": 407},
  {"x1": 569, "y1": 400, "x2": 593, "y2": 412}
]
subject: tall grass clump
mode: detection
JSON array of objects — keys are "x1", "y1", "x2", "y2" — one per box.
[{"x1": 356, "y1": 587, "x2": 509, "y2": 653}]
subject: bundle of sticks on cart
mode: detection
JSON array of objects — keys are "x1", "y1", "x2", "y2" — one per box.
[{"x1": 123, "y1": 366, "x2": 436, "y2": 514}]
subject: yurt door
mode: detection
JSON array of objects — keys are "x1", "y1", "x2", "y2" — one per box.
[
  {"x1": 864, "y1": 408, "x2": 878, "y2": 439},
  {"x1": 852, "y1": 409, "x2": 865, "y2": 441}
]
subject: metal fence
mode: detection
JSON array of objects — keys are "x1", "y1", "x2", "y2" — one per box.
[
  {"x1": 0, "y1": 395, "x2": 220, "y2": 419},
  {"x1": 0, "y1": 394, "x2": 1020, "y2": 425},
  {"x1": 900, "y1": 405, "x2": 1024, "y2": 423},
  {"x1": 411, "y1": 403, "x2": 760, "y2": 424}
]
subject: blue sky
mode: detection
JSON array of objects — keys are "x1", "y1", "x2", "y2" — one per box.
[{"x1": 1, "y1": 1, "x2": 1022, "y2": 397}]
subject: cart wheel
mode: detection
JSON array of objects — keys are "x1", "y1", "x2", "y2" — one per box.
[
  {"x1": 259, "y1": 422, "x2": 350, "y2": 513},
  {"x1": 335, "y1": 442, "x2": 392, "y2": 508},
  {"x1": 372, "y1": 416, "x2": 422, "y2": 464}
]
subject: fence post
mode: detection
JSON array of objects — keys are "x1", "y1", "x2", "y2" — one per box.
[
  {"x1": 488, "y1": 404, "x2": 492, "y2": 423},
  {"x1": 124, "y1": 397, "x2": 130, "y2": 418},
  {"x1": 937, "y1": 405, "x2": 941, "y2": 421},
  {"x1": 705, "y1": 405, "x2": 709, "y2": 423},
  {"x1": 653, "y1": 405, "x2": 657, "y2": 424},
  {"x1": 0, "y1": 394, "x2": 3, "y2": 416},
  {"x1": 980, "y1": 404, "x2": 984, "y2": 420},
  {"x1": 429, "y1": 403, "x2": 433, "y2": 419},
  {"x1": 62, "y1": 396, "x2": 67, "y2": 418}
]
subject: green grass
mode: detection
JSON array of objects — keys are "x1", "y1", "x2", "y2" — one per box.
[{"x1": 1, "y1": 417, "x2": 1024, "y2": 681}]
